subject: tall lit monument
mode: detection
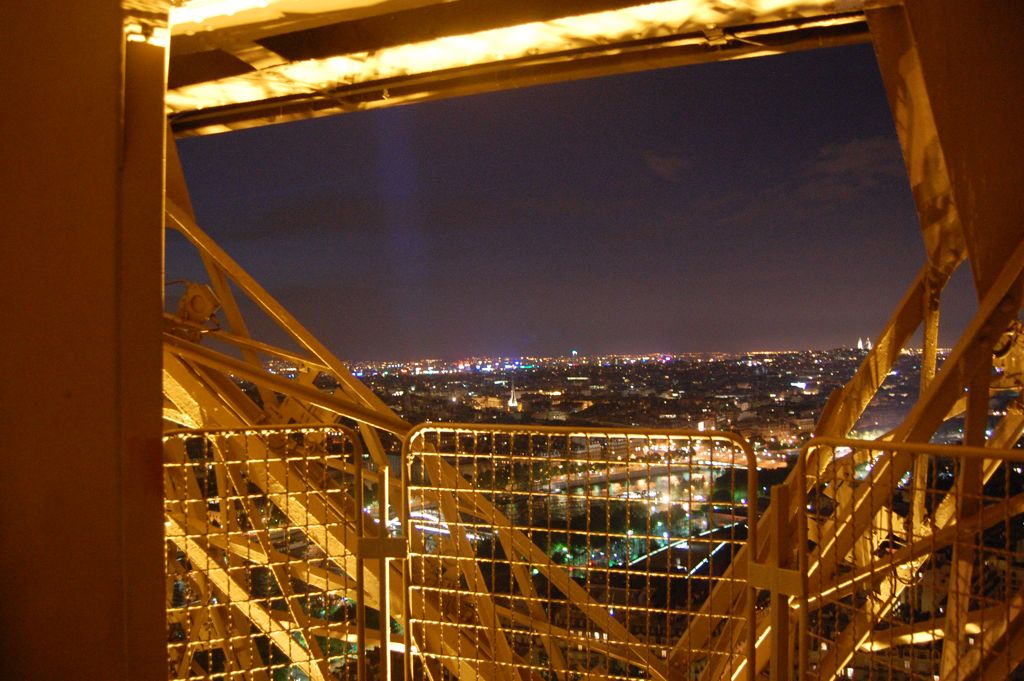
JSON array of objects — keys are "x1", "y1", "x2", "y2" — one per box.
[{"x1": 508, "y1": 378, "x2": 520, "y2": 411}]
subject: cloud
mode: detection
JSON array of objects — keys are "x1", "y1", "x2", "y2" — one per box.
[
  {"x1": 199, "y1": 193, "x2": 390, "y2": 243},
  {"x1": 697, "y1": 135, "x2": 909, "y2": 230},
  {"x1": 642, "y1": 150, "x2": 690, "y2": 183},
  {"x1": 795, "y1": 136, "x2": 906, "y2": 203}
]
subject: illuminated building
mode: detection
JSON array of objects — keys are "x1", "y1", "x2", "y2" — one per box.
[{"x1": 3, "y1": 1, "x2": 1024, "y2": 680}]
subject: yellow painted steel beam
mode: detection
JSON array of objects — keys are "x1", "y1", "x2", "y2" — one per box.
[
  {"x1": 216, "y1": 439, "x2": 336, "y2": 681},
  {"x1": 162, "y1": 377, "x2": 383, "y2": 600},
  {"x1": 939, "y1": 367, "x2": 988, "y2": 677},
  {"x1": 422, "y1": 459, "x2": 520, "y2": 681},
  {"x1": 165, "y1": 332, "x2": 409, "y2": 435},
  {"x1": 166, "y1": 202, "x2": 404, "y2": 474},
  {"x1": 166, "y1": 0, "x2": 869, "y2": 135},
  {"x1": 974, "y1": 614, "x2": 1024, "y2": 681},
  {"x1": 796, "y1": 11, "x2": 1024, "y2": 673},
  {"x1": 810, "y1": 237, "x2": 1024, "y2": 589},
  {"x1": 893, "y1": 0, "x2": 1024, "y2": 298},
  {"x1": 798, "y1": 436, "x2": 1024, "y2": 678},
  {"x1": 678, "y1": 263, "x2": 955, "y2": 678},
  {"x1": 167, "y1": 199, "x2": 408, "y2": 429},
  {"x1": 805, "y1": 488, "x2": 1024, "y2": 612},
  {"x1": 167, "y1": 516, "x2": 328, "y2": 678},
  {"x1": 404, "y1": 424, "x2": 756, "y2": 681},
  {"x1": 492, "y1": 533, "x2": 570, "y2": 681},
  {"x1": 867, "y1": 1, "x2": 965, "y2": 279}
]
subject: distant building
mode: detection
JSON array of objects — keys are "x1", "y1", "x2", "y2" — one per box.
[
  {"x1": 508, "y1": 379, "x2": 520, "y2": 411},
  {"x1": 472, "y1": 396, "x2": 505, "y2": 410}
]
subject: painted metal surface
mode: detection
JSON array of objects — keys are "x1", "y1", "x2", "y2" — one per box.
[
  {"x1": 165, "y1": 0, "x2": 870, "y2": 134},
  {"x1": 158, "y1": 0, "x2": 1024, "y2": 678}
]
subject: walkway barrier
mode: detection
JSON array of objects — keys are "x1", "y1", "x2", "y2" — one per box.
[
  {"x1": 402, "y1": 424, "x2": 758, "y2": 681},
  {"x1": 776, "y1": 438, "x2": 1024, "y2": 680},
  {"x1": 163, "y1": 423, "x2": 759, "y2": 680},
  {"x1": 163, "y1": 425, "x2": 388, "y2": 681}
]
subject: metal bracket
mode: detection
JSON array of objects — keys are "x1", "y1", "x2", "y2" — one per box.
[
  {"x1": 748, "y1": 562, "x2": 803, "y2": 597},
  {"x1": 356, "y1": 536, "x2": 407, "y2": 559}
]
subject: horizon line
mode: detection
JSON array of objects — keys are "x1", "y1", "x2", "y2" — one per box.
[{"x1": 333, "y1": 345, "x2": 945, "y2": 366}]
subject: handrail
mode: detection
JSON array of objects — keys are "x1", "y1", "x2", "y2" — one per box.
[
  {"x1": 401, "y1": 422, "x2": 758, "y2": 681},
  {"x1": 789, "y1": 436, "x2": 1024, "y2": 680}
]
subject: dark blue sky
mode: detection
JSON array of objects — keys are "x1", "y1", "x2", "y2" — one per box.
[{"x1": 171, "y1": 42, "x2": 974, "y2": 361}]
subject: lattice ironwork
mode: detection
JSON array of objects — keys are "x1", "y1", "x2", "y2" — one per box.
[
  {"x1": 784, "y1": 439, "x2": 1024, "y2": 680},
  {"x1": 164, "y1": 425, "x2": 388, "y2": 681},
  {"x1": 402, "y1": 425, "x2": 757, "y2": 681}
]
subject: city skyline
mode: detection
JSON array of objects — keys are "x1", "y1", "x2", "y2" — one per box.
[
  {"x1": 170, "y1": 41, "x2": 976, "y2": 361},
  {"x1": 332, "y1": 342, "x2": 929, "y2": 368}
]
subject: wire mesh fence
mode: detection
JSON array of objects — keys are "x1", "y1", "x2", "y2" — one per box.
[
  {"x1": 163, "y1": 425, "x2": 382, "y2": 681},
  {"x1": 793, "y1": 438, "x2": 1024, "y2": 681},
  {"x1": 158, "y1": 424, "x2": 1005, "y2": 680},
  {"x1": 402, "y1": 424, "x2": 757, "y2": 681}
]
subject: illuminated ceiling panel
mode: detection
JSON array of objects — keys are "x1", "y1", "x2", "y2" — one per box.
[{"x1": 167, "y1": 0, "x2": 869, "y2": 135}]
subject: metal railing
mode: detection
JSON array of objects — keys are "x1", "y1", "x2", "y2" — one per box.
[
  {"x1": 163, "y1": 424, "x2": 1024, "y2": 680},
  {"x1": 402, "y1": 424, "x2": 758, "y2": 681},
  {"x1": 164, "y1": 423, "x2": 758, "y2": 680},
  {"x1": 164, "y1": 425, "x2": 383, "y2": 681},
  {"x1": 768, "y1": 438, "x2": 1024, "y2": 681}
]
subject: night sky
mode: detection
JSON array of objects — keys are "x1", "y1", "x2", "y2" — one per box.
[{"x1": 171, "y1": 42, "x2": 974, "y2": 362}]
